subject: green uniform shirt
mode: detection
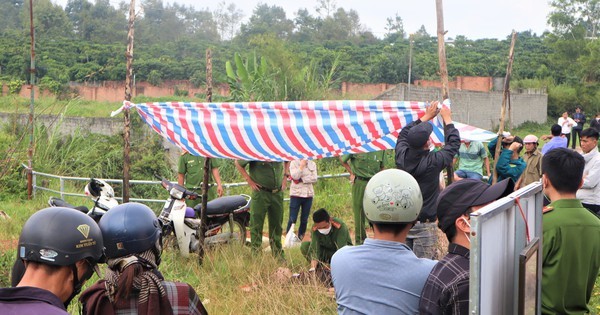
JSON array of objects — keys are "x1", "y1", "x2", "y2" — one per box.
[
  {"x1": 541, "y1": 199, "x2": 600, "y2": 315},
  {"x1": 178, "y1": 154, "x2": 221, "y2": 188},
  {"x1": 236, "y1": 160, "x2": 283, "y2": 190},
  {"x1": 456, "y1": 141, "x2": 487, "y2": 175},
  {"x1": 308, "y1": 218, "x2": 353, "y2": 262},
  {"x1": 341, "y1": 151, "x2": 385, "y2": 179}
]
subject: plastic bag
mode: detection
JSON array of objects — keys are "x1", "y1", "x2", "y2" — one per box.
[{"x1": 283, "y1": 223, "x2": 302, "y2": 248}]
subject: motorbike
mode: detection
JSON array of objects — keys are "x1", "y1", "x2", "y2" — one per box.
[
  {"x1": 155, "y1": 175, "x2": 251, "y2": 257},
  {"x1": 48, "y1": 178, "x2": 119, "y2": 222}
]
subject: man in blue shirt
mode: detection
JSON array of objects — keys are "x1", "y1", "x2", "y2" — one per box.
[
  {"x1": 332, "y1": 169, "x2": 436, "y2": 314},
  {"x1": 541, "y1": 124, "x2": 568, "y2": 155}
]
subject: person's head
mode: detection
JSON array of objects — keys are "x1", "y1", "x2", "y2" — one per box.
[
  {"x1": 541, "y1": 148, "x2": 584, "y2": 200},
  {"x1": 436, "y1": 179, "x2": 514, "y2": 246},
  {"x1": 596, "y1": 112, "x2": 600, "y2": 118},
  {"x1": 502, "y1": 136, "x2": 524, "y2": 154},
  {"x1": 523, "y1": 134, "x2": 539, "y2": 152},
  {"x1": 550, "y1": 124, "x2": 562, "y2": 137},
  {"x1": 580, "y1": 128, "x2": 599, "y2": 154},
  {"x1": 98, "y1": 202, "x2": 163, "y2": 303},
  {"x1": 407, "y1": 122, "x2": 433, "y2": 149},
  {"x1": 18, "y1": 207, "x2": 104, "y2": 305},
  {"x1": 312, "y1": 208, "x2": 332, "y2": 234},
  {"x1": 576, "y1": 107, "x2": 581, "y2": 113},
  {"x1": 363, "y1": 169, "x2": 422, "y2": 238},
  {"x1": 562, "y1": 111, "x2": 568, "y2": 118}
]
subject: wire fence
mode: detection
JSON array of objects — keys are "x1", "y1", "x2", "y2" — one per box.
[{"x1": 23, "y1": 164, "x2": 351, "y2": 205}]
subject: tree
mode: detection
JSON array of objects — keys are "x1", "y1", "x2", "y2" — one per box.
[
  {"x1": 239, "y1": 4, "x2": 294, "y2": 40},
  {"x1": 385, "y1": 13, "x2": 405, "y2": 42},
  {"x1": 548, "y1": 0, "x2": 600, "y2": 38},
  {"x1": 0, "y1": 0, "x2": 25, "y2": 33},
  {"x1": 315, "y1": 0, "x2": 336, "y2": 18},
  {"x1": 214, "y1": 1, "x2": 243, "y2": 41}
]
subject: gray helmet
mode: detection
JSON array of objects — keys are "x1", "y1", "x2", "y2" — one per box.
[
  {"x1": 99, "y1": 202, "x2": 161, "y2": 259},
  {"x1": 18, "y1": 207, "x2": 104, "y2": 266},
  {"x1": 363, "y1": 169, "x2": 423, "y2": 223}
]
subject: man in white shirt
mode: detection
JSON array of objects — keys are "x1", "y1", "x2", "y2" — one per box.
[
  {"x1": 576, "y1": 128, "x2": 600, "y2": 214},
  {"x1": 558, "y1": 111, "x2": 576, "y2": 148}
]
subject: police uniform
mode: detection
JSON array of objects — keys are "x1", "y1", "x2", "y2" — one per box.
[
  {"x1": 178, "y1": 153, "x2": 222, "y2": 207},
  {"x1": 341, "y1": 151, "x2": 385, "y2": 245},
  {"x1": 236, "y1": 160, "x2": 285, "y2": 256},
  {"x1": 541, "y1": 200, "x2": 600, "y2": 314},
  {"x1": 300, "y1": 218, "x2": 353, "y2": 264}
]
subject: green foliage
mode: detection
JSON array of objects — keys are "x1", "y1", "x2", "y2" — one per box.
[
  {"x1": 147, "y1": 70, "x2": 163, "y2": 87},
  {"x1": 8, "y1": 79, "x2": 25, "y2": 94}
]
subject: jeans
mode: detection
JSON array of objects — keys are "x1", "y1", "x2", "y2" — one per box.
[
  {"x1": 455, "y1": 169, "x2": 483, "y2": 180},
  {"x1": 286, "y1": 196, "x2": 313, "y2": 239},
  {"x1": 406, "y1": 222, "x2": 438, "y2": 259}
]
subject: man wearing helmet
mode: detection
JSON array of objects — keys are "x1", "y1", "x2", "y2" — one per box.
[
  {"x1": 79, "y1": 202, "x2": 207, "y2": 315},
  {"x1": 419, "y1": 178, "x2": 513, "y2": 314},
  {"x1": 0, "y1": 207, "x2": 104, "y2": 314},
  {"x1": 395, "y1": 101, "x2": 460, "y2": 259},
  {"x1": 515, "y1": 134, "x2": 543, "y2": 190},
  {"x1": 331, "y1": 169, "x2": 436, "y2": 314}
]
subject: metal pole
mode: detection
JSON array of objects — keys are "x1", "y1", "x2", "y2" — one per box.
[
  {"x1": 123, "y1": 0, "x2": 136, "y2": 203},
  {"x1": 27, "y1": 0, "x2": 36, "y2": 200}
]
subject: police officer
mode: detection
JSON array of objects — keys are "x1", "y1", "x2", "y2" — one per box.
[
  {"x1": 0, "y1": 207, "x2": 104, "y2": 314},
  {"x1": 178, "y1": 151, "x2": 224, "y2": 207},
  {"x1": 235, "y1": 160, "x2": 289, "y2": 257},
  {"x1": 340, "y1": 151, "x2": 385, "y2": 245}
]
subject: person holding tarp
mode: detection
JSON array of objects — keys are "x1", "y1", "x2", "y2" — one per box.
[
  {"x1": 540, "y1": 148, "x2": 600, "y2": 314},
  {"x1": 419, "y1": 178, "x2": 513, "y2": 314},
  {"x1": 331, "y1": 169, "x2": 436, "y2": 314},
  {"x1": 395, "y1": 101, "x2": 460, "y2": 259}
]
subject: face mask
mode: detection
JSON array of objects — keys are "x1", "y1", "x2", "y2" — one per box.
[
  {"x1": 461, "y1": 217, "x2": 472, "y2": 244},
  {"x1": 318, "y1": 225, "x2": 332, "y2": 235}
]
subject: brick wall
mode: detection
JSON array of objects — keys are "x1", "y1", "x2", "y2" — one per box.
[{"x1": 414, "y1": 76, "x2": 495, "y2": 92}]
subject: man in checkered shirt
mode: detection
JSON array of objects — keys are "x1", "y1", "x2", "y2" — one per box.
[{"x1": 419, "y1": 178, "x2": 513, "y2": 314}]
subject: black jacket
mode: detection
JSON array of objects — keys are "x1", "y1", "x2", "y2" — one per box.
[{"x1": 395, "y1": 120, "x2": 461, "y2": 221}]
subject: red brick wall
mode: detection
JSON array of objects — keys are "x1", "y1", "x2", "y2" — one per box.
[{"x1": 414, "y1": 76, "x2": 493, "y2": 92}]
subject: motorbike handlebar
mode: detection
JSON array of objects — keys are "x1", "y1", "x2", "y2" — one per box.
[{"x1": 154, "y1": 173, "x2": 199, "y2": 200}]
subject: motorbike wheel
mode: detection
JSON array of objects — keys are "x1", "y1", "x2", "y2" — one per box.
[{"x1": 207, "y1": 217, "x2": 247, "y2": 246}]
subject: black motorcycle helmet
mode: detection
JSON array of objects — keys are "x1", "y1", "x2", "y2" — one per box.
[
  {"x1": 99, "y1": 202, "x2": 162, "y2": 260},
  {"x1": 18, "y1": 207, "x2": 104, "y2": 266}
]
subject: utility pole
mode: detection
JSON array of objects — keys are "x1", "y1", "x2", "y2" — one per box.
[
  {"x1": 493, "y1": 31, "x2": 518, "y2": 184},
  {"x1": 27, "y1": 0, "x2": 35, "y2": 199},
  {"x1": 198, "y1": 48, "x2": 213, "y2": 265},
  {"x1": 407, "y1": 34, "x2": 413, "y2": 100},
  {"x1": 123, "y1": 0, "x2": 135, "y2": 202},
  {"x1": 435, "y1": 0, "x2": 453, "y2": 185}
]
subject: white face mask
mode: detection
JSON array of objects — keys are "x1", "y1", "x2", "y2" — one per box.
[
  {"x1": 318, "y1": 225, "x2": 332, "y2": 235},
  {"x1": 461, "y1": 217, "x2": 472, "y2": 244}
]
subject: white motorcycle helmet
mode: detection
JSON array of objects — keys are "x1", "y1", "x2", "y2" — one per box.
[
  {"x1": 363, "y1": 169, "x2": 423, "y2": 224},
  {"x1": 85, "y1": 178, "x2": 115, "y2": 198}
]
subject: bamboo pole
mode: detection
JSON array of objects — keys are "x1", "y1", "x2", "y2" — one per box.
[
  {"x1": 492, "y1": 31, "x2": 518, "y2": 184},
  {"x1": 123, "y1": 0, "x2": 135, "y2": 202},
  {"x1": 198, "y1": 49, "x2": 213, "y2": 265},
  {"x1": 26, "y1": 0, "x2": 35, "y2": 200},
  {"x1": 435, "y1": 0, "x2": 453, "y2": 185}
]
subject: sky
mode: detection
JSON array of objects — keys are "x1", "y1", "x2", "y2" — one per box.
[{"x1": 54, "y1": 0, "x2": 553, "y2": 40}]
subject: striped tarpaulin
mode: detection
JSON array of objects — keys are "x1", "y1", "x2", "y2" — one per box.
[{"x1": 121, "y1": 100, "x2": 496, "y2": 161}]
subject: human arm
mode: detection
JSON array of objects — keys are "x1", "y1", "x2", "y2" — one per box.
[
  {"x1": 339, "y1": 155, "x2": 355, "y2": 183},
  {"x1": 300, "y1": 160, "x2": 318, "y2": 184},
  {"x1": 581, "y1": 158, "x2": 600, "y2": 189},
  {"x1": 177, "y1": 173, "x2": 185, "y2": 186},
  {"x1": 433, "y1": 118, "x2": 461, "y2": 169},
  {"x1": 484, "y1": 156, "x2": 491, "y2": 176},
  {"x1": 177, "y1": 155, "x2": 186, "y2": 186},
  {"x1": 282, "y1": 161, "x2": 290, "y2": 191},
  {"x1": 234, "y1": 160, "x2": 260, "y2": 191},
  {"x1": 515, "y1": 176, "x2": 523, "y2": 190}
]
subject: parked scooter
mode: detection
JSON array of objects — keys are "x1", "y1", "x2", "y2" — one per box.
[
  {"x1": 48, "y1": 178, "x2": 119, "y2": 222},
  {"x1": 155, "y1": 175, "x2": 251, "y2": 257}
]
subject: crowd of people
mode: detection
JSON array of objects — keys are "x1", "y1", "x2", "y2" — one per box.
[{"x1": 2, "y1": 104, "x2": 600, "y2": 315}]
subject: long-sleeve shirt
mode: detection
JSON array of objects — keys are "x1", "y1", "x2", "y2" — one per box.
[
  {"x1": 395, "y1": 120, "x2": 460, "y2": 221},
  {"x1": 308, "y1": 218, "x2": 353, "y2": 263},
  {"x1": 488, "y1": 138, "x2": 526, "y2": 184},
  {"x1": 576, "y1": 149, "x2": 600, "y2": 205},
  {"x1": 289, "y1": 160, "x2": 318, "y2": 198}
]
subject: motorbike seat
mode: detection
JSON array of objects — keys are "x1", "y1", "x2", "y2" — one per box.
[
  {"x1": 195, "y1": 195, "x2": 248, "y2": 216},
  {"x1": 49, "y1": 197, "x2": 89, "y2": 213}
]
